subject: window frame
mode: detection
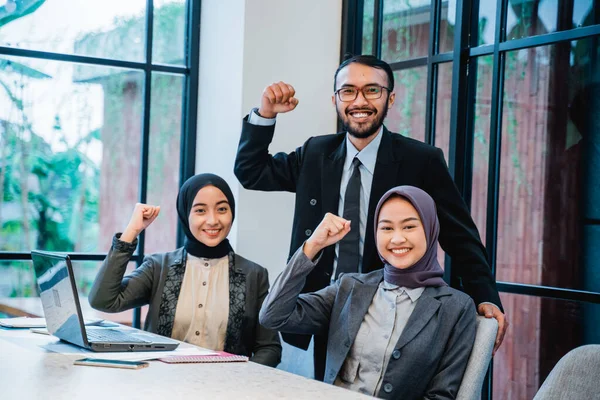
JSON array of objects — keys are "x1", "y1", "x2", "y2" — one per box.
[
  {"x1": 0, "y1": 0, "x2": 202, "y2": 328},
  {"x1": 341, "y1": 0, "x2": 600, "y2": 398}
]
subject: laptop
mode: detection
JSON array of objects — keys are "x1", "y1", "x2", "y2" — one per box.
[{"x1": 31, "y1": 250, "x2": 179, "y2": 352}]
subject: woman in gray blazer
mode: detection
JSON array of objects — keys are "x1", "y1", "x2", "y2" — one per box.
[
  {"x1": 260, "y1": 186, "x2": 476, "y2": 397},
  {"x1": 89, "y1": 173, "x2": 281, "y2": 367}
]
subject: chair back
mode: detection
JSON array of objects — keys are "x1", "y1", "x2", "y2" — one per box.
[
  {"x1": 533, "y1": 345, "x2": 600, "y2": 400},
  {"x1": 456, "y1": 316, "x2": 498, "y2": 400}
]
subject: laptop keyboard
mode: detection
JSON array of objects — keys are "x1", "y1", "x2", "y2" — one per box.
[{"x1": 87, "y1": 329, "x2": 150, "y2": 343}]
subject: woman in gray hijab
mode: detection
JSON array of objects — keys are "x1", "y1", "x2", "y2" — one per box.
[{"x1": 260, "y1": 186, "x2": 476, "y2": 399}]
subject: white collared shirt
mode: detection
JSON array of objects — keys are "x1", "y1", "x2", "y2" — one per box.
[
  {"x1": 248, "y1": 109, "x2": 383, "y2": 278},
  {"x1": 332, "y1": 127, "x2": 383, "y2": 278}
]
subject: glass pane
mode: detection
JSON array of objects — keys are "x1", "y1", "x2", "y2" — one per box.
[
  {"x1": 497, "y1": 39, "x2": 600, "y2": 291},
  {"x1": 434, "y1": 62, "x2": 453, "y2": 160},
  {"x1": 433, "y1": 62, "x2": 453, "y2": 269},
  {"x1": 145, "y1": 73, "x2": 184, "y2": 254},
  {"x1": 382, "y1": 0, "x2": 431, "y2": 62},
  {"x1": 0, "y1": 56, "x2": 143, "y2": 253},
  {"x1": 507, "y1": 0, "x2": 595, "y2": 41},
  {"x1": 153, "y1": 0, "x2": 187, "y2": 65},
  {"x1": 386, "y1": 67, "x2": 427, "y2": 142},
  {"x1": 0, "y1": 259, "x2": 143, "y2": 325},
  {"x1": 493, "y1": 293, "x2": 600, "y2": 399},
  {"x1": 478, "y1": 0, "x2": 497, "y2": 45},
  {"x1": 0, "y1": 260, "x2": 35, "y2": 298},
  {"x1": 471, "y1": 55, "x2": 494, "y2": 245},
  {"x1": 439, "y1": 0, "x2": 455, "y2": 53},
  {"x1": 362, "y1": 0, "x2": 375, "y2": 55},
  {"x1": 72, "y1": 261, "x2": 147, "y2": 325},
  {"x1": 0, "y1": 0, "x2": 147, "y2": 61}
]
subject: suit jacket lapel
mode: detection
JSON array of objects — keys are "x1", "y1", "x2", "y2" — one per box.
[
  {"x1": 363, "y1": 127, "x2": 403, "y2": 272},
  {"x1": 321, "y1": 136, "x2": 346, "y2": 216},
  {"x1": 394, "y1": 287, "x2": 442, "y2": 349}
]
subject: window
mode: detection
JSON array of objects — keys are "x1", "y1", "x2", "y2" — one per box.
[
  {"x1": 343, "y1": 0, "x2": 600, "y2": 397},
  {"x1": 0, "y1": 0, "x2": 200, "y2": 326}
]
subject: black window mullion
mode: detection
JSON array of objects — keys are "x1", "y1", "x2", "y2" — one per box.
[
  {"x1": 482, "y1": 0, "x2": 508, "y2": 397},
  {"x1": 136, "y1": 0, "x2": 155, "y2": 260},
  {"x1": 424, "y1": 0, "x2": 441, "y2": 146},
  {"x1": 445, "y1": 0, "x2": 474, "y2": 302},
  {"x1": 0, "y1": 46, "x2": 187, "y2": 74},
  {"x1": 431, "y1": 52, "x2": 453, "y2": 63},
  {"x1": 446, "y1": 0, "x2": 472, "y2": 202},
  {"x1": 373, "y1": 0, "x2": 384, "y2": 59},
  {"x1": 498, "y1": 24, "x2": 600, "y2": 52},
  {"x1": 0, "y1": 253, "x2": 113, "y2": 261},
  {"x1": 470, "y1": 44, "x2": 494, "y2": 57},
  {"x1": 340, "y1": 0, "x2": 365, "y2": 58},
  {"x1": 497, "y1": 282, "x2": 600, "y2": 304},
  {"x1": 389, "y1": 57, "x2": 428, "y2": 70},
  {"x1": 132, "y1": 0, "x2": 155, "y2": 329},
  {"x1": 485, "y1": 0, "x2": 507, "y2": 290}
]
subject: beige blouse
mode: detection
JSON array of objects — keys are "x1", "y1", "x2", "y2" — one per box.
[{"x1": 171, "y1": 254, "x2": 230, "y2": 350}]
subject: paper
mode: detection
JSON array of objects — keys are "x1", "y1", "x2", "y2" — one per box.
[
  {"x1": 0, "y1": 317, "x2": 104, "y2": 329},
  {"x1": 41, "y1": 340, "x2": 217, "y2": 361},
  {"x1": 0, "y1": 317, "x2": 49, "y2": 328}
]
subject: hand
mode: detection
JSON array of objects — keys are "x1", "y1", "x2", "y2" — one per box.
[
  {"x1": 258, "y1": 81, "x2": 299, "y2": 118},
  {"x1": 477, "y1": 304, "x2": 508, "y2": 356},
  {"x1": 120, "y1": 203, "x2": 161, "y2": 243},
  {"x1": 303, "y1": 213, "x2": 351, "y2": 260}
]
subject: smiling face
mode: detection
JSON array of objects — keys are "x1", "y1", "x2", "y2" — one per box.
[
  {"x1": 376, "y1": 196, "x2": 427, "y2": 269},
  {"x1": 332, "y1": 62, "x2": 395, "y2": 139},
  {"x1": 188, "y1": 185, "x2": 233, "y2": 247}
]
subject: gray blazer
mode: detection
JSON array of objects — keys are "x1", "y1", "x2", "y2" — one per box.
[
  {"x1": 260, "y1": 249, "x2": 476, "y2": 399},
  {"x1": 89, "y1": 235, "x2": 281, "y2": 367}
]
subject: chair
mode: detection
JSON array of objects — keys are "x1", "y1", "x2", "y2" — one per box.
[
  {"x1": 456, "y1": 316, "x2": 498, "y2": 400},
  {"x1": 533, "y1": 345, "x2": 600, "y2": 400}
]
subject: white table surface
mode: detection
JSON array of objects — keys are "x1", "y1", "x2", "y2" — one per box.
[{"x1": 0, "y1": 328, "x2": 372, "y2": 400}]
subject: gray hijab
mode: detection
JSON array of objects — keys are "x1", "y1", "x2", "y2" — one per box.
[{"x1": 373, "y1": 186, "x2": 447, "y2": 288}]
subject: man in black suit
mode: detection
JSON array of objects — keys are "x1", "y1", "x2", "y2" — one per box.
[{"x1": 234, "y1": 55, "x2": 508, "y2": 380}]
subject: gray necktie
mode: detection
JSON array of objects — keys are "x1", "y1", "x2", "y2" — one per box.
[{"x1": 336, "y1": 157, "x2": 362, "y2": 277}]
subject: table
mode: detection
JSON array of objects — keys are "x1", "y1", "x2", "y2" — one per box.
[
  {"x1": 0, "y1": 328, "x2": 371, "y2": 399},
  {"x1": 0, "y1": 297, "x2": 147, "y2": 326}
]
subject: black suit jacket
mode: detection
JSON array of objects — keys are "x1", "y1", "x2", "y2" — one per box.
[{"x1": 234, "y1": 116, "x2": 502, "y2": 349}]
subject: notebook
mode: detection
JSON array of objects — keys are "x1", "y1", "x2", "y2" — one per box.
[{"x1": 159, "y1": 351, "x2": 249, "y2": 363}]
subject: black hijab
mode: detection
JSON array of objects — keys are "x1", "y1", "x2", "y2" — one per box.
[
  {"x1": 176, "y1": 173, "x2": 235, "y2": 259},
  {"x1": 373, "y1": 186, "x2": 447, "y2": 288}
]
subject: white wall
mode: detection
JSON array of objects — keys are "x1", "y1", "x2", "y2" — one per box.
[
  {"x1": 237, "y1": 1, "x2": 342, "y2": 278},
  {"x1": 196, "y1": 0, "x2": 343, "y2": 376},
  {"x1": 196, "y1": 0, "x2": 247, "y2": 247}
]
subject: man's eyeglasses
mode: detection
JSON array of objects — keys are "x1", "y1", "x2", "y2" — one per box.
[{"x1": 334, "y1": 85, "x2": 391, "y2": 102}]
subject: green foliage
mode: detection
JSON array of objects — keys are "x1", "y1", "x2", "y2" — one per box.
[{"x1": 0, "y1": 0, "x2": 45, "y2": 29}]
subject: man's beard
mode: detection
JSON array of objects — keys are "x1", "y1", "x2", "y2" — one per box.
[{"x1": 339, "y1": 98, "x2": 389, "y2": 139}]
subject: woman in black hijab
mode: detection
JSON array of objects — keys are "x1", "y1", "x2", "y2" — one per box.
[
  {"x1": 89, "y1": 173, "x2": 281, "y2": 367},
  {"x1": 260, "y1": 186, "x2": 477, "y2": 398}
]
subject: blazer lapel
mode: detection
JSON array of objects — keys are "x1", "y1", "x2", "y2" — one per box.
[
  {"x1": 321, "y1": 136, "x2": 346, "y2": 215},
  {"x1": 394, "y1": 287, "x2": 442, "y2": 349},
  {"x1": 344, "y1": 277, "x2": 380, "y2": 345},
  {"x1": 363, "y1": 127, "x2": 403, "y2": 272}
]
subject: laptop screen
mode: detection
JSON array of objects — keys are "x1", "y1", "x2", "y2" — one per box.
[{"x1": 31, "y1": 251, "x2": 87, "y2": 348}]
